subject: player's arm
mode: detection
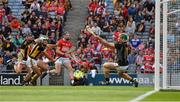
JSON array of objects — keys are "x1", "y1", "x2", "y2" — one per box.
[
  {"x1": 86, "y1": 27, "x2": 115, "y2": 49},
  {"x1": 95, "y1": 35, "x2": 115, "y2": 49},
  {"x1": 47, "y1": 44, "x2": 57, "y2": 49},
  {"x1": 66, "y1": 46, "x2": 76, "y2": 54},
  {"x1": 56, "y1": 46, "x2": 66, "y2": 56},
  {"x1": 43, "y1": 50, "x2": 55, "y2": 62}
]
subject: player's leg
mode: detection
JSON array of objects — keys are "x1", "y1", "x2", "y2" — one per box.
[
  {"x1": 29, "y1": 67, "x2": 45, "y2": 86},
  {"x1": 37, "y1": 60, "x2": 49, "y2": 71},
  {"x1": 101, "y1": 62, "x2": 118, "y2": 85},
  {"x1": 117, "y1": 66, "x2": 138, "y2": 87},
  {"x1": 20, "y1": 59, "x2": 35, "y2": 85},
  {"x1": 14, "y1": 62, "x2": 24, "y2": 74},
  {"x1": 28, "y1": 59, "x2": 42, "y2": 76},
  {"x1": 37, "y1": 59, "x2": 51, "y2": 79},
  {"x1": 28, "y1": 59, "x2": 42, "y2": 85},
  {"x1": 48, "y1": 58, "x2": 62, "y2": 75},
  {"x1": 22, "y1": 66, "x2": 34, "y2": 84},
  {"x1": 63, "y1": 58, "x2": 74, "y2": 84},
  {"x1": 30, "y1": 59, "x2": 51, "y2": 85}
]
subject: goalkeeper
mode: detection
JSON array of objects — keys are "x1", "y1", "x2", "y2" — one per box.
[{"x1": 87, "y1": 27, "x2": 138, "y2": 87}]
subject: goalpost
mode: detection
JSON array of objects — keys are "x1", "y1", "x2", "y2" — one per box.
[{"x1": 155, "y1": 0, "x2": 180, "y2": 90}]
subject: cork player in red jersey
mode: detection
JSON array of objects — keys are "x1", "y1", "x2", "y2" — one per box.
[{"x1": 48, "y1": 32, "x2": 75, "y2": 85}]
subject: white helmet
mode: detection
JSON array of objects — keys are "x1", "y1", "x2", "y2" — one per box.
[{"x1": 39, "y1": 35, "x2": 48, "y2": 41}]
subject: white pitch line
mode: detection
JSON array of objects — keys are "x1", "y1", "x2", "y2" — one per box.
[{"x1": 129, "y1": 90, "x2": 158, "y2": 102}]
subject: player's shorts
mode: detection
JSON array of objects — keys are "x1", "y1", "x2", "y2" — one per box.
[
  {"x1": 26, "y1": 57, "x2": 38, "y2": 68},
  {"x1": 55, "y1": 57, "x2": 70, "y2": 65},
  {"x1": 118, "y1": 66, "x2": 128, "y2": 71},
  {"x1": 112, "y1": 63, "x2": 128, "y2": 71},
  {"x1": 15, "y1": 60, "x2": 27, "y2": 65},
  {"x1": 42, "y1": 57, "x2": 49, "y2": 64}
]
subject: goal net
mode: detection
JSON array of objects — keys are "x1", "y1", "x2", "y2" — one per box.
[{"x1": 155, "y1": 0, "x2": 180, "y2": 90}]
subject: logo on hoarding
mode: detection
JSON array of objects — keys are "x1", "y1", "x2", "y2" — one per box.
[
  {"x1": 0, "y1": 75, "x2": 21, "y2": 85},
  {"x1": 0, "y1": 74, "x2": 25, "y2": 85},
  {"x1": 88, "y1": 73, "x2": 154, "y2": 86},
  {"x1": 109, "y1": 77, "x2": 132, "y2": 84}
]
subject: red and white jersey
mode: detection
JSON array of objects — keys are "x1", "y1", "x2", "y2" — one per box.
[
  {"x1": 144, "y1": 55, "x2": 154, "y2": 62},
  {"x1": 144, "y1": 55, "x2": 154, "y2": 71},
  {"x1": 145, "y1": 48, "x2": 154, "y2": 55},
  {"x1": 56, "y1": 39, "x2": 73, "y2": 57}
]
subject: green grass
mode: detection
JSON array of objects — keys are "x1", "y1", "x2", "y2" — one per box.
[
  {"x1": 142, "y1": 90, "x2": 180, "y2": 102},
  {"x1": 2, "y1": 86, "x2": 180, "y2": 102},
  {"x1": 0, "y1": 86, "x2": 152, "y2": 102}
]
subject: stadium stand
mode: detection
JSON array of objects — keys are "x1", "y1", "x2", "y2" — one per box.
[
  {"x1": 0, "y1": 0, "x2": 72, "y2": 73},
  {"x1": 75, "y1": 0, "x2": 156, "y2": 74},
  {"x1": 0, "y1": 0, "x2": 158, "y2": 86}
]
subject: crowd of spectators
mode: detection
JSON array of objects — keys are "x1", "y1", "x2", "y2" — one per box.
[
  {"x1": 72, "y1": 0, "x2": 157, "y2": 74},
  {"x1": 0, "y1": 0, "x2": 179, "y2": 75},
  {"x1": 0, "y1": 0, "x2": 72, "y2": 72}
]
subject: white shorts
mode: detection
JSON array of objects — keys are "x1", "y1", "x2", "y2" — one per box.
[
  {"x1": 55, "y1": 57, "x2": 70, "y2": 65},
  {"x1": 26, "y1": 57, "x2": 38, "y2": 68},
  {"x1": 119, "y1": 66, "x2": 128, "y2": 71},
  {"x1": 108, "y1": 62, "x2": 128, "y2": 71},
  {"x1": 15, "y1": 60, "x2": 27, "y2": 65},
  {"x1": 111, "y1": 62, "x2": 128, "y2": 71}
]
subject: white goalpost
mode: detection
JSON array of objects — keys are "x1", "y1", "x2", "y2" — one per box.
[
  {"x1": 155, "y1": 0, "x2": 180, "y2": 90},
  {"x1": 130, "y1": 0, "x2": 180, "y2": 101}
]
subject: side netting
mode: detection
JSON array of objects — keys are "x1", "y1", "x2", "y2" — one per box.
[
  {"x1": 159, "y1": 0, "x2": 180, "y2": 89},
  {"x1": 166, "y1": 0, "x2": 180, "y2": 89}
]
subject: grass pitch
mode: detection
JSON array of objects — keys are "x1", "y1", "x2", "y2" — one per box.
[
  {"x1": 0, "y1": 86, "x2": 152, "y2": 102},
  {"x1": 0, "y1": 86, "x2": 180, "y2": 102},
  {"x1": 142, "y1": 90, "x2": 180, "y2": 102}
]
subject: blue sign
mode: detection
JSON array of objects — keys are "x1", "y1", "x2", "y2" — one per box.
[{"x1": 87, "y1": 73, "x2": 137, "y2": 86}]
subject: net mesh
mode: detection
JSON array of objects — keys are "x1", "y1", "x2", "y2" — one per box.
[{"x1": 161, "y1": 0, "x2": 180, "y2": 87}]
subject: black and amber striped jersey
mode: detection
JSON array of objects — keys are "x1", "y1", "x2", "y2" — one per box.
[
  {"x1": 28, "y1": 43, "x2": 46, "y2": 59},
  {"x1": 114, "y1": 42, "x2": 129, "y2": 66},
  {"x1": 20, "y1": 40, "x2": 34, "y2": 60}
]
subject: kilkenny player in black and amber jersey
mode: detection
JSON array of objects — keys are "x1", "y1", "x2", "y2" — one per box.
[
  {"x1": 26, "y1": 35, "x2": 56, "y2": 85},
  {"x1": 87, "y1": 27, "x2": 138, "y2": 87},
  {"x1": 14, "y1": 35, "x2": 35, "y2": 85}
]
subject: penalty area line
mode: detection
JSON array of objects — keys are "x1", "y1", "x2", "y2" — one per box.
[{"x1": 129, "y1": 90, "x2": 158, "y2": 102}]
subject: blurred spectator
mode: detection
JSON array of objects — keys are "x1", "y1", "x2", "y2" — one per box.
[
  {"x1": 1, "y1": 24, "x2": 11, "y2": 38},
  {"x1": 144, "y1": 0, "x2": 155, "y2": 16},
  {"x1": 143, "y1": 48, "x2": 154, "y2": 73},
  {"x1": 10, "y1": 17, "x2": 21, "y2": 30},
  {"x1": 128, "y1": 3, "x2": 137, "y2": 17},
  {"x1": 127, "y1": 49, "x2": 137, "y2": 65},
  {"x1": 2, "y1": 37, "x2": 16, "y2": 52},
  {"x1": 30, "y1": 0, "x2": 41, "y2": 12},
  {"x1": 6, "y1": 11, "x2": 14, "y2": 22},
  {"x1": 130, "y1": 35, "x2": 141, "y2": 50},
  {"x1": 3, "y1": 3, "x2": 10, "y2": 15},
  {"x1": 102, "y1": 21, "x2": 110, "y2": 32},
  {"x1": 91, "y1": 22, "x2": 102, "y2": 35},
  {"x1": 136, "y1": 50, "x2": 144, "y2": 73},
  {"x1": 136, "y1": 20, "x2": 145, "y2": 34},
  {"x1": 21, "y1": 24, "x2": 32, "y2": 36},
  {"x1": 96, "y1": 5, "x2": 105, "y2": 15},
  {"x1": 3, "y1": 50, "x2": 12, "y2": 65},
  {"x1": 88, "y1": 0, "x2": 98, "y2": 13},
  {"x1": 31, "y1": 24, "x2": 39, "y2": 39}
]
